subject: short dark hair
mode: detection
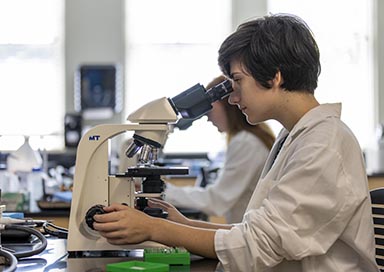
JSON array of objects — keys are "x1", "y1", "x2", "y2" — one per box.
[{"x1": 218, "y1": 13, "x2": 321, "y2": 93}]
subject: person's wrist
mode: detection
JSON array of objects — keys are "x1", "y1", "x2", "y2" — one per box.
[
  {"x1": 147, "y1": 217, "x2": 164, "y2": 242},
  {"x1": 180, "y1": 216, "x2": 192, "y2": 226}
]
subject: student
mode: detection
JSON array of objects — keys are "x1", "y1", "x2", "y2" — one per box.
[
  {"x1": 93, "y1": 14, "x2": 379, "y2": 271},
  {"x1": 164, "y1": 75, "x2": 275, "y2": 224}
]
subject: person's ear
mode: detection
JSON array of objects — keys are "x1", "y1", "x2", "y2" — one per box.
[{"x1": 272, "y1": 71, "x2": 284, "y2": 88}]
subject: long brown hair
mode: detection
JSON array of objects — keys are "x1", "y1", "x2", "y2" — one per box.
[{"x1": 206, "y1": 75, "x2": 275, "y2": 150}]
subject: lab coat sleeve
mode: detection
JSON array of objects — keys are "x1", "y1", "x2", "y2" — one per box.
[
  {"x1": 164, "y1": 133, "x2": 268, "y2": 217},
  {"x1": 215, "y1": 142, "x2": 366, "y2": 271}
]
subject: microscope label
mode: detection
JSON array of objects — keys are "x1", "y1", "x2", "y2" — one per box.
[{"x1": 89, "y1": 135, "x2": 101, "y2": 141}]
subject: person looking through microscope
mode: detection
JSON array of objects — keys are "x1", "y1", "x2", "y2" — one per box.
[{"x1": 93, "y1": 14, "x2": 379, "y2": 271}]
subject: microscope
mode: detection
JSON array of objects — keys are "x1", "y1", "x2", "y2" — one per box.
[{"x1": 67, "y1": 79, "x2": 232, "y2": 256}]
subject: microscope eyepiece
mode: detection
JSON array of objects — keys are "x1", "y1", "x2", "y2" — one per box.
[
  {"x1": 170, "y1": 79, "x2": 233, "y2": 120},
  {"x1": 206, "y1": 79, "x2": 232, "y2": 103}
]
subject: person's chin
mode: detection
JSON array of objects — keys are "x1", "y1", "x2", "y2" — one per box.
[{"x1": 245, "y1": 115, "x2": 259, "y2": 125}]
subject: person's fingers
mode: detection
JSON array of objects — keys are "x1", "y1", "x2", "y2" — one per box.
[
  {"x1": 94, "y1": 209, "x2": 124, "y2": 223},
  {"x1": 148, "y1": 198, "x2": 173, "y2": 208},
  {"x1": 97, "y1": 227, "x2": 148, "y2": 245},
  {"x1": 93, "y1": 221, "x2": 120, "y2": 232},
  {"x1": 106, "y1": 203, "x2": 130, "y2": 211}
]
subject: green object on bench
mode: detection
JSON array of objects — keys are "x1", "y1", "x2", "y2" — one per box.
[
  {"x1": 144, "y1": 247, "x2": 190, "y2": 265},
  {"x1": 106, "y1": 260, "x2": 169, "y2": 272}
]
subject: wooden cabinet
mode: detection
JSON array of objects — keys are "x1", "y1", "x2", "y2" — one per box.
[
  {"x1": 25, "y1": 211, "x2": 70, "y2": 228},
  {"x1": 368, "y1": 176, "x2": 384, "y2": 190}
]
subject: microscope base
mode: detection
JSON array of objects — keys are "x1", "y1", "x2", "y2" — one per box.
[{"x1": 68, "y1": 250, "x2": 139, "y2": 258}]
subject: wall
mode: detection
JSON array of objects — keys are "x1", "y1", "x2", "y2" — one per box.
[
  {"x1": 65, "y1": 0, "x2": 125, "y2": 127},
  {"x1": 231, "y1": 0, "x2": 267, "y2": 29},
  {"x1": 376, "y1": 0, "x2": 384, "y2": 124}
]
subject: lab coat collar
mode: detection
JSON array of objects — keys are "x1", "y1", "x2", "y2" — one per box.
[
  {"x1": 279, "y1": 103, "x2": 342, "y2": 146},
  {"x1": 263, "y1": 103, "x2": 342, "y2": 175}
]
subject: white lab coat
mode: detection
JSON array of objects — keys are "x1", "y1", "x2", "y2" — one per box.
[
  {"x1": 165, "y1": 130, "x2": 270, "y2": 223},
  {"x1": 215, "y1": 103, "x2": 379, "y2": 271}
]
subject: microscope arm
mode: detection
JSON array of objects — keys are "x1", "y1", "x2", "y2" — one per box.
[{"x1": 68, "y1": 123, "x2": 169, "y2": 253}]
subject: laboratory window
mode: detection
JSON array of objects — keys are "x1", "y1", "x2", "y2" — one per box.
[
  {"x1": 125, "y1": 0, "x2": 231, "y2": 155},
  {"x1": 0, "y1": 0, "x2": 65, "y2": 151},
  {"x1": 268, "y1": 0, "x2": 375, "y2": 149}
]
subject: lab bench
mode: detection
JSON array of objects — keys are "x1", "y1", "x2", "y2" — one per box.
[
  {"x1": 1, "y1": 237, "x2": 219, "y2": 271},
  {"x1": 368, "y1": 174, "x2": 384, "y2": 190},
  {"x1": 24, "y1": 209, "x2": 70, "y2": 229},
  {"x1": 2, "y1": 175, "x2": 380, "y2": 271}
]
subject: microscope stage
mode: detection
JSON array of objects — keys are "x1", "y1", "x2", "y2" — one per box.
[{"x1": 116, "y1": 166, "x2": 189, "y2": 177}]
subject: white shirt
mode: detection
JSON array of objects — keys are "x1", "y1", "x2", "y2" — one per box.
[
  {"x1": 215, "y1": 103, "x2": 379, "y2": 271},
  {"x1": 165, "y1": 130, "x2": 270, "y2": 223}
]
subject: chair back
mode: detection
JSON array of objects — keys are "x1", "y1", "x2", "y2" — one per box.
[{"x1": 370, "y1": 187, "x2": 384, "y2": 271}]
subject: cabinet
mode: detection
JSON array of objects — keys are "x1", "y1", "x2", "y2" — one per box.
[
  {"x1": 368, "y1": 175, "x2": 384, "y2": 190},
  {"x1": 25, "y1": 210, "x2": 70, "y2": 228}
]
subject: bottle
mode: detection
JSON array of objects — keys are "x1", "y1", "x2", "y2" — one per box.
[
  {"x1": 0, "y1": 167, "x2": 23, "y2": 211},
  {"x1": 0, "y1": 164, "x2": 10, "y2": 193},
  {"x1": 27, "y1": 167, "x2": 44, "y2": 212}
]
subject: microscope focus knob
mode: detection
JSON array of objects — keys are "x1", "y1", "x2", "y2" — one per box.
[{"x1": 85, "y1": 204, "x2": 106, "y2": 230}]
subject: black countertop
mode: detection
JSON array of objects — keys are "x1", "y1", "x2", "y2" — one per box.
[{"x1": 1, "y1": 237, "x2": 219, "y2": 271}]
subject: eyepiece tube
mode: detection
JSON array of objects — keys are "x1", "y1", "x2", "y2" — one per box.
[
  {"x1": 170, "y1": 79, "x2": 233, "y2": 120},
  {"x1": 206, "y1": 79, "x2": 233, "y2": 103}
]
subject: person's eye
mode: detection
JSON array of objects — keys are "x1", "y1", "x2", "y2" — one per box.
[{"x1": 233, "y1": 78, "x2": 242, "y2": 86}]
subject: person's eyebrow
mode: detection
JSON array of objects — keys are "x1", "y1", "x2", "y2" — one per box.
[{"x1": 229, "y1": 71, "x2": 240, "y2": 78}]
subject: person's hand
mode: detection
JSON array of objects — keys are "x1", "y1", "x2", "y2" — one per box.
[
  {"x1": 147, "y1": 198, "x2": 190, "y2": 225},
  {"x1": 93, "y1": 203, "x2": 153, "y2": 245}
]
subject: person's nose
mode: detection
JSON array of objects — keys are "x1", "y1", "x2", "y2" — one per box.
[
  {"x1": 206, "y1": 112, "x2": 212, "y2": 122},
  {"x1": 228, "y1": 91, "x2": 239, "y2": 105},
  {"x1": 228, "y1": 81, "x2": 240, "y2": 104}
]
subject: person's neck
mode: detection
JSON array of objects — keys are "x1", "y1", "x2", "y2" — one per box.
[{"x1": 277, "y1": 91, "x2": 319, "y2": 131}]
